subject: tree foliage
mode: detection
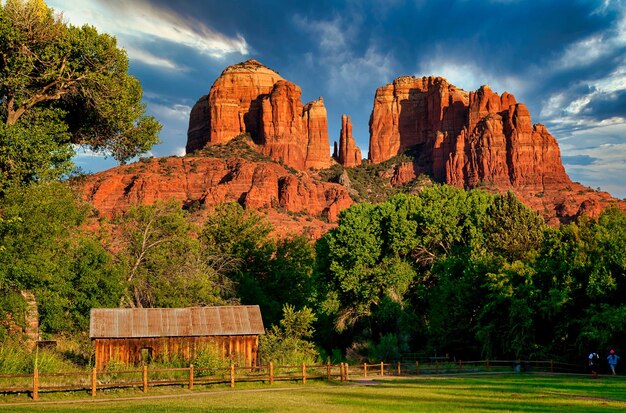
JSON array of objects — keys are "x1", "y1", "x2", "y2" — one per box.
[
  {"x1": 0, "y1": 182, "x2": 121, "y2": 334},
  {"x1": 114, "y1": 200, "x2": 236, "y2": 308},
  {"x1": 258, "y1": 304, "x2": 319, "y2": 365},
  {"x1": 0, "y1": 0, "x2": 160, "y2": 189}
]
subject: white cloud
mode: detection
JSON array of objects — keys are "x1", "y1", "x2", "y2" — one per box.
[
  {"x1": 556, "y1": 122, "x2": 626, "y2": 198},
  {"x1": 124, "y1": 46, "x2": 188, "y2": 71},
  {"x1": 420, "y1": 60, "x2": 527, "y2": 96},
  {"x1": 148, "y1": 103, "x2": 192, "y2": 123},
  {"x1": 48, "y1": 0, "x2": 248, "y2": 69}
]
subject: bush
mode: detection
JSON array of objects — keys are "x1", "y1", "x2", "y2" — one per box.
[
  {"x1": 193, "y1": 347, "x2": 231, "y2": 377},
  {"x1": 259, "y1": 305, "x2": 319, "y2": 365}
]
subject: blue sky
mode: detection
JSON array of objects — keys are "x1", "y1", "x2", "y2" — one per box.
[{"x1": 49, "y1": 0, "x2": 626, "y2": 199}]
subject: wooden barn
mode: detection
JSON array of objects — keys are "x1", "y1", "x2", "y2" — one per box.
[{"x1": 89, "y1": 306, "x2": 264, "y2": 370}]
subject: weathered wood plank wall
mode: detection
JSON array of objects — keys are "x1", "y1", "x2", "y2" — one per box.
[{"x1": 94, "y1": 335, "x2": 259, "y2": 370}]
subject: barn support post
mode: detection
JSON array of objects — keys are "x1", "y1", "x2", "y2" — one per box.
[
  {"x1": 269, "y1": 362, "x2": 274, "y2": 385},
  {"x1": 230, "y1": 364, "x2": 235, "y2": 388},
  {"x1": 91, "y1": 368, "x2": 97, "y2": 397},
  {"x1": 143, "y1": 365, "x2": 148, "y2": 393},
  {"x1": 189, "y1": 364, "x2": 194, "y2": 390},
  {"x1": 32, "y1": 368, "x2": 39, "y2": 400}
]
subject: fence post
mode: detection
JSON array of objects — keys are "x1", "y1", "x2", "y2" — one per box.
[
  {"x1": 302, "y1": 363, "x2": 307, "y2": 385},
  {"x1": 380, "y1": 362, "x2": 384, "y2": 377},
  {"x1": 486, "y1": 359, "x2": 490, "y2": 372},
  {"x1": 270, "y1": 362, "x2": 274, "y2": 385},
  {"x1": 32, "y1": 368, "x2": 39, "y2": 401},
  {"x1": 345, "y1": 363, "x2": 349, "y2": 381},
  {"x1": 397, "y1": 362, "x2": 401, "y2": 376},
  {"x1": 550, "y1": 360, "x2": 553, "y2": 373},
  {"x1": 91, "y1": 368, "x2": 97, "y2": 397},
  {"x1": 326, "y1": 361, "x2": 331, "y2": 382},
  {"x1": 230, "y1": 364, "x2": 235, "y2": 388},
  {"x1": 143, "y1": 365, "x2": 148, "y2": 393},
  {"x1": 416, "y1": 361, "x2": 419, "y2": 375},
  {"x1": 458, "y1": 360, "x2": 462, "y2": 373},
  {"x1": 435, "y1": 361, "x2": 439, "y2": 374},
  {"x1": 364, "y1": 363, "x2": 367, "y2": 377},
  {"x1": 189, "y1": 364, "x2": 194, "y2": 390}
]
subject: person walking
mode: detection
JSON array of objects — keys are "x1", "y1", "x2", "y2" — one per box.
[
  {"x1": 588, "y1": 352, "x2": 600, "y2": 378},
  {"x1": 607, "y1": 350, "x2": 620, "y2": 376}
]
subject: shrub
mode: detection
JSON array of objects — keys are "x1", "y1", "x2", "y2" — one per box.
[{"x1": 193, "y1": 347, "x2": 231, "y2": 377}]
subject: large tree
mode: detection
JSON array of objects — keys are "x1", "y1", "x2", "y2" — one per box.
[{"x1": 0, "y1": 0, "x2": 160, "y2": 187}]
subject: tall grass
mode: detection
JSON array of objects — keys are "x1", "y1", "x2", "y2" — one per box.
[{"x1": 0, "y1": 342, "x2": 80, "y2": 374}]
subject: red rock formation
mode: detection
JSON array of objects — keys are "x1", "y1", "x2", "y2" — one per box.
[
  {"x1": 303, "y1": 97, "x2": 332, "y2": 169},
  {"x1": 208, "y1": 59, "x2": 283, "y2": 145},
  {"x1": 81, "y1": 156, "x2": 352, "y2": 236},
  {"x1": 335, "y1": 114, "x2": 362, "y2": 168},
  {"x1": 186, "y1": 95, "x2": 211, "y2": 153},
  {"x1": 187, "y1": 59, "x2": 331, "y2": 170},
  {"x1": 370, "y1": 75, "x2": 624, "y2": 223},
  {"x1": 369, "y1": 76, "x2": 572, "y2": 188},
  {"x1": 259, "y1": 80, "x2": 307, "y2": 169}
]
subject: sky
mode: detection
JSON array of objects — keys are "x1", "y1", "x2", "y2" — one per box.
[{"x1": 48, "y1": 0, "x2": 626, "y2": 199}]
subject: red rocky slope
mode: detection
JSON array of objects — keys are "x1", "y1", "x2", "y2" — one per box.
[{"x1": 81, "y1": 155, "x2": 352, "y2": 237}]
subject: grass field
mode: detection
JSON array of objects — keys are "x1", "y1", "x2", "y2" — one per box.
[{"x1": 1, "y1": 374, "x2": 626, "y2": 412}]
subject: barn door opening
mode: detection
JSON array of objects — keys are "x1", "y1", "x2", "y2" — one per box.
[{"x1": 140, "y1": 347, "x2": 153, "y2": 364}]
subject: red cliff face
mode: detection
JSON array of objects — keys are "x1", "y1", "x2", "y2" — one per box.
[
  {"x1": 187, "y1": 60, "x2": 331, "y2": 170},
  {"x1": 368, "y1": 76, "x2": 624, "y2": 223},
  {"x1": 368, "y1": 77, "x2": 574, "y2": 192},
  {"x1": 81, "y1": 156, "x2": 352, "y2": 237},
  {"x1": 303, "y1": 97, "x2": 332, "y2": 169},
  {"x1": 335, "y1": 114, "x2": 362, "y2": 167}
]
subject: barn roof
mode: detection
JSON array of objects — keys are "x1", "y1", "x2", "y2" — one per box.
[{"x1": 89, "y1": 306, "x2": 265, "y2": 338}]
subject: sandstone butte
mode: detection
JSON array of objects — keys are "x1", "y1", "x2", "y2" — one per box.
[
  {"x1": 81, "y1": 60, "x2": 624, "y2": 237},
  {"x1": 187, "y1": 59, "x2": 335, "y2": 170},
  {"x1": 369, "y1": 75, "x2": 624, "y2": 224}
]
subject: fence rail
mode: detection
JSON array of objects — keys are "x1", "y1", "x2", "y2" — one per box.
[{"x1": 0, "y1": 359, "x2": 585, "y2": 400}]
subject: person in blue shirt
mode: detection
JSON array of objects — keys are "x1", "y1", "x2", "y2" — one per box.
[
  {"x1": 607, "y1": 349, "x2": 620, "y2": 376},
  {"x1": 588, "y1": 352, "x2": 600, "y2": 378}
]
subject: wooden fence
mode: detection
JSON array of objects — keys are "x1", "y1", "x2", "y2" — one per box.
[
  {"x1": 0, "y1": 362, "x2": 349, "y2": 400},
  {"x1": 0, "y1": 359, "x2": 584, "y2": 400}
]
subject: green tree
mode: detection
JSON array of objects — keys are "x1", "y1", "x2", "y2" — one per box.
[
  {"x1": 115, "y1": 200, "x2": 235, "y2": 308},
  {"x1": 201, "y1": 203, "x2": 317, "y2": 326},
  {"x1": 0, "y1": 182, "x2": 120, "y2": 334},
  {"x1": 258, "y1": 304, "x2": 319, "y2": 365},
  {"x1": 0, "y1": 0, "x2": 160, "y2": 188}
]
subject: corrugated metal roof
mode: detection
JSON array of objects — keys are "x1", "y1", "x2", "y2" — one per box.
[{"x1": 89, "y1": 306, "x2": 265, "y2": 338}]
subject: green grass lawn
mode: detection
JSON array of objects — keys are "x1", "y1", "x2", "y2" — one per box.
[{"x1": 1, "y1": 374, "x2": 626, "y2": 412}]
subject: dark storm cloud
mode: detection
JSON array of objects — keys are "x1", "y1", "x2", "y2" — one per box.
[
  {"x1": 562, "y1": 155, "x2": 598, "y2": 166},
  {"x1": 583, "y1": 89, "x2": 626, "y2": 120}
]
